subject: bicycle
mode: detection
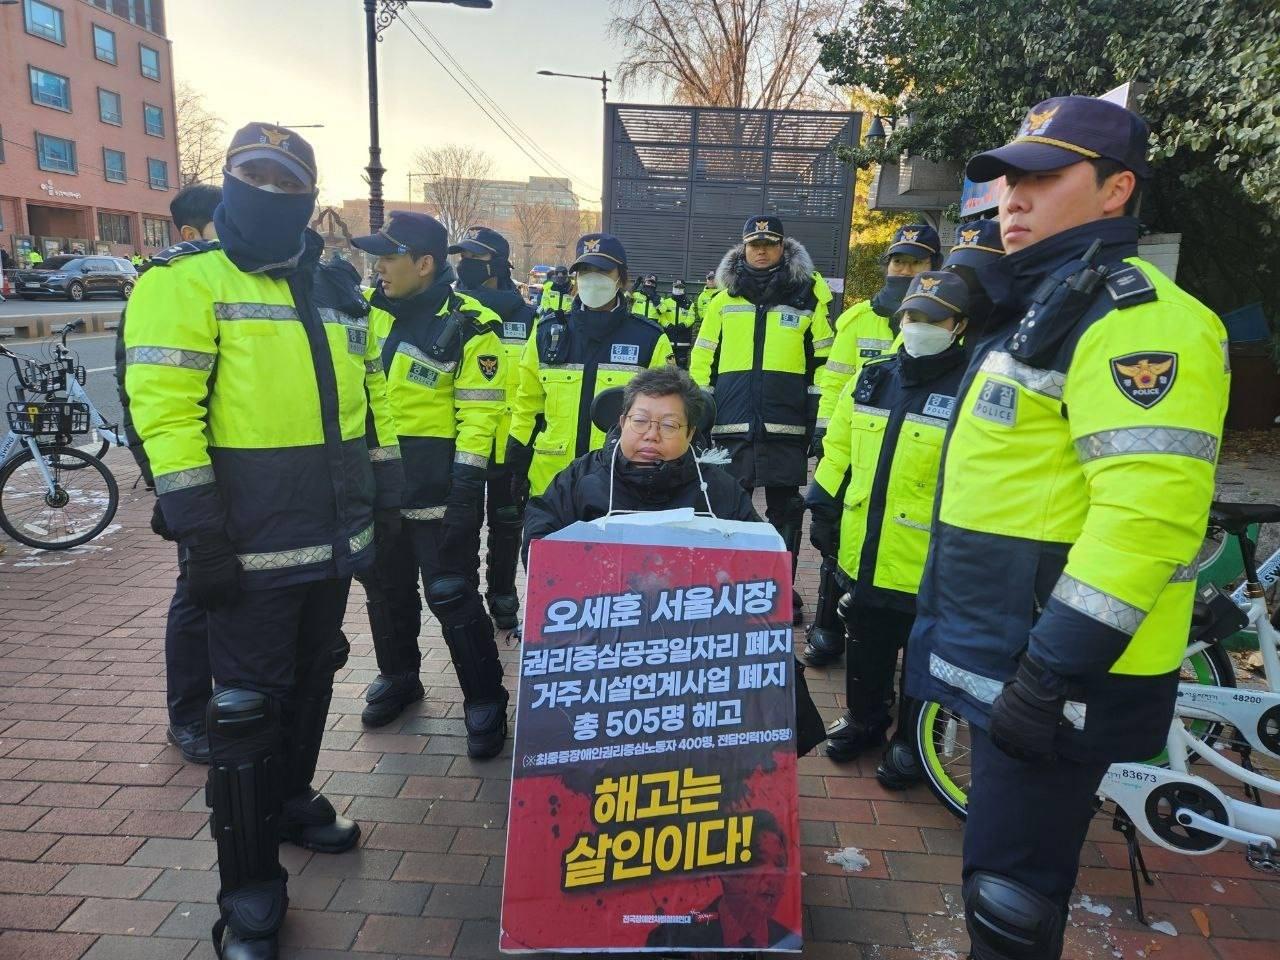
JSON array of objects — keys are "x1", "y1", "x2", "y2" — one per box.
[
  {"x1": 917, "y1": 502, "x2": 1280, "y2": 821},
  {"x1": 0, "y1": 341, "x2": 119, "y2": 550}
]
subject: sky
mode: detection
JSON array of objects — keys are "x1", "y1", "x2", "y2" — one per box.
[{"x1": 166, "y1": 0, "x2": 663, "y2": 210}]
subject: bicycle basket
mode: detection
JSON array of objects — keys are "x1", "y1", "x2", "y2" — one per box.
[
  {"x1": 6, "y1": 400, "x2": 91, "y2": 441},
  {"x1": 23, "y1": 360, "x2": 71, "y2": 394}
]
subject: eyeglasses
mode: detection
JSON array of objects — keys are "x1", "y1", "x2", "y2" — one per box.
[{"x1": 624, "y1": 414, "x2": 686, "y2": 439}]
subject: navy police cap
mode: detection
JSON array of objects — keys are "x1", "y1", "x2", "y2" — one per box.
[
  {"x1": 944, "y1": 219, "x2": 1004, "y2": 269},
  {"x1": 887, "y1": 223, "x2": 941, "y2": 260},
  {"x1": 743, "y1": 215, "x2": 784, "y2": 243},
  {"x1": 896, "y1": 271, "x2": 970, "y2": 324},
  {"x1": 967, "y1": 95, "x2": 1151, "y2": 183},
  {"x1": 571, "y1": 233, "x2": 627, "y2": 271},
  {"x1": 448, "y1": 225, "x2": 510, "y2": 261},
  {"x1": 352, "y1": 211, "x2": 449, "y2": 259},
  {"x1": 225, "y1": 122, "x2": 317, "y2": 189}
]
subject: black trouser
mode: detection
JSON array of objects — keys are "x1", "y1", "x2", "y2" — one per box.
[
  {"x1": 361, "y1": 518, "x2": 505, "y2": 704},
  {"x1": 204, "y1": 577, "x2": 352, "y2": 941},
  {"x1": 166, "y1": 548, "x2": 211, "y2": 727},
  {"x1": 752, "y1": 485, "x2": 803, "y2": 586},
  {"x1": 845, "y1": 603, "x2": 915, "y2": 738},
  {"x1": 484, "y1": 464, "x2": 521, "y2": 601},
  {"x1": 964, "y1": 725, "x2": 1109, "y2": 918}
]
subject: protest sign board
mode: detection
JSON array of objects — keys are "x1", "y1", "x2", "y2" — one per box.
[{"x1": 501, "y1": 512, "x2": 802, "y2": 953}]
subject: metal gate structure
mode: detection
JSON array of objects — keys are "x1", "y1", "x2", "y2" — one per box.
[{"x1": 603, "y1": 103, "x2": 860, "y2": 288}]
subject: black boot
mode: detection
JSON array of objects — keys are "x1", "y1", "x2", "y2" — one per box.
[
  {"x1": 168, "y1": 720, "x2": 211, "y2": 764},
  {"x1": 485, "y1": 502, "x2": 523, "y2": 630},
  {"x1": 801, "y1": 557, "x2": 845, "y2": 667},
  {"x1": 427, "y1": 575, "x2": 510, "y2": 760},
  {"x1": 206, "y1": 689, "x2": 286, "y2": 960},
  {"x1": 280, "y1": 789, "x2": 360, "y2": 853},
  {"x1": 486, "y1": 593, "x2": 520, "y2": 631},
  {"x1": 824, "y1": 711, "x2": 890, "y2": 762},
  {"x1": 361, "y1": 672, "x2": 424, "y2": 727},
  {"x1": 876, "y1": 737, "x2": 923, "y2": 789}
]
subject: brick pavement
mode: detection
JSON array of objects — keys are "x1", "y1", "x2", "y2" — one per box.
[{"x1": 0, "y1": 450, "x2": 1277, "y2": 959}]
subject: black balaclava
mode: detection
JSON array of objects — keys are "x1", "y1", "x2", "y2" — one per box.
[
  {"x1": 214, "y1": 173, "x2": 316, "y2": 277},
  {"x1": 870, "y1": 274, "x2": 912, "y2": 318},
  {"x1": 455, "y1": 256, "x2": 493, "y2": 290}
]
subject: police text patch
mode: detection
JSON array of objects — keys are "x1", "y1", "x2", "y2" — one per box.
[
  {"x1": 503, "y1": 320, "x2": 527, "y2": 340},
  {"x1": 478, "y1": 354, "x2": 499, "y2": 381},
  {"x1": 346, "y1": 326, "x2": 368, "y2": 355},
  {"x1": 610, "y1": 343, "x2": 640, "y2": 365},
  {"x1": 407, "y1": 362, "x2": 439, "y2": 388},
  {"x1": 923, "y1": 393, "x2": 956, "y2": 420},
  {"x1": 1110, "y1": 352, "x2": 1177, "y2": 408},
  {"x1": 778, "y1": 312, "x2": 800, "y2": 329},
  {"x1": 972, "y1": 379, "x2": 1017, "y2": 426}
]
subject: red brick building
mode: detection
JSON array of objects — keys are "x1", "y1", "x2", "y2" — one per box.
[{"x1": 0, "y1": 0, "x2": 179, "y2": 266}]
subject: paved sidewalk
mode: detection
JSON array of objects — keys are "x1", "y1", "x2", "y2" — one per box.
[{"x1": 0, "y1": 451, "x2": 1277, "y2": 959}]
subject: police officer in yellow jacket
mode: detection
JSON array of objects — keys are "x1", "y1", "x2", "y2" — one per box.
[
  {"x1": 630, "y1": 273, "x2": 666, "y2": 323},
  {"x1": 451, "y1": 225, "x2": 535, "y2": 630},
  {"x1": 905, "y1": 97, "x2": 1230, "y2": 960},
  {"x1": 540, "y1": 265, "x2": 573, "y2": 313},
  {"x1": 808, "y1": 271, "x2": 973, "y2": 788},
  {"x1": 693, "y1": 270, "x2": 718, "y2": 325},
  {"x1": 125, "y1": 124, "x2": 403, "y2": 960},
  {"x1": 691, "y1": 216, "x2": 835, "y2": 623},
  {"x1": 350, "y1": 212, "x2": 510, "y2": 758},
  {"x1": 661, "y1": 279, "x2": 696, "y2": 368},
  {"x1": 507, "y1": 233, "x2": 674, "y2": 500}
]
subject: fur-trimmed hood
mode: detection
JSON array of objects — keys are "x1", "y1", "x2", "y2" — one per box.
[{"x1": 715, "y1": 236, "x2": 816, "y2": 300}]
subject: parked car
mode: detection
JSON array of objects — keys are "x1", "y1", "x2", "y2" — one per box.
[{"x1": 10, "y1": 256, "x2": 138, "y2": 302}]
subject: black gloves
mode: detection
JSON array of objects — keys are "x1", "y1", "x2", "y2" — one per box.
[
  {"x1": 184, "y1": 531, "x2": 241, "y2": 610},
  {"x1": 506, "y1": 438, "x2": 533, "y2": 509},
  {"x1": 989, "y1": 655, "x2": 1068, "y2": 762},
  {"x1": 150, "y1": 500, "x2": 176, "y2": 542},
  {"x1": 374, "y1": 507, "x2": 402, "y2": 546},
  {"x1": 809, "y1": 512, "x2": 840, "y2": 558},
  {"x1": 809, "y1": 428, "x2": 826, "y2": 460},
  {"x1": 442, "y1": 467, "x2": 484, "y2": 561},
  {"x1": 511, "y1": 472, "x2": 530, "y2": 509}
]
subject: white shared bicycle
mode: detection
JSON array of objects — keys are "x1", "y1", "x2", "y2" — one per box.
[{"x1": 915, "y1": 501, "x2": 1280, "y2": 919}]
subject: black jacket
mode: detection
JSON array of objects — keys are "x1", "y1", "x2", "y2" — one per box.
[{"x1": 523, "y1": 436, "x2": 827, "y2": 756}]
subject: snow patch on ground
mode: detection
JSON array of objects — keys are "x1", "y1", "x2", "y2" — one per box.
[
  {"x1": 1148, "y1": 920, "x2": 1178, "y2": 937},
  {"x1": 824, "y1": 846, "x2": 870, "y2": 872},
  {"x1": 1072, "y1": 895, "x2": 1114, "y2": 918}
]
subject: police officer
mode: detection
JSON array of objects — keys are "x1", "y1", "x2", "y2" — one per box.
[
  {"x1": 116, "y1": 182, "x2": 222, "y2": 764},
  {"x1": 661, "y1": 279, "x2": 696, "y2": 368},
  {"x1": 690, "y1": 216, "x2": 835, "y2": 624},
  {"x1": 905, "y1": 97, "x2": 1230, "y2": 960},
  {"x1": 808, "y1": 271, "x2": 973, "y2": 786},
  {"x1": 451, "y1": 225, "x2": 535, "y2": 630},
  {"x1": 694, "y1": 269, "x2": 718, "y2": 324},
  {"x1": 507, "y1": 233, "x2": 674, "y2": 500},
  {"x1": 350, "y1": 212, "x2": 510, "y2": 758},
  {"x1": 126, "y1": 123, "x2": 403, "y2": 960},
  {"x1": 540, "y1": 264, "x2": 573, "y2": 313},
  {"x1": 630, "y1": 273, "x2": 665, "y2": 323}
]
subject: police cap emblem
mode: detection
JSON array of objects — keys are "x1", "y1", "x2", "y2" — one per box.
[
  {"x1": 260, "y1": 126, "x2": 291, "y2": 148},
  {"x1": 901, "y1": 228, "x2": 920, "y2": 242},
  {"x1": 755, "y1": 219, "x2": 771, "y2": 233},
  {"x1": 583, "y1": 238, "x2": 600, "y2": 253},
  {"x1": 1020, "y1": 104, "x2": 1059, "y2": 137},
  {"x1": 919, "y1": 276, "x2": 941, "y2": 293},
  {"x1": 959, "y1": 228, "x2": 981, "y2": 245},
  {"x1": 1110, "y1": 352, "x2": 1177, "y2": 408}
]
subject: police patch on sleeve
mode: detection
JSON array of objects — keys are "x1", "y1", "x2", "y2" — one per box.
[
  {"x1": 1110, "y1": 352, "x2": 1177, "y2": 408},
  {"x1": 610, "y1": 343, "x2": 641, "y2": 365},
  {"x1": 923, "y1": 393, "x2": 956, "y2": 420},
  {"x1": 971, "y1": 378, "x2": 1017, "y2": 426},
  {"x1": 478, "y1": 355, "x2": 499, "y2": 381}
]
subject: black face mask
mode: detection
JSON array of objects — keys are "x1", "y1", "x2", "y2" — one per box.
[
  {"x1": 945, "y1": 265, "x2": 994, "y2": 334},
  {"x1": 870, "y1": 274, "x2": 912, "y2": 317},
  {"x1": 213, "y1": 173, "x2": 315, "y2": 276},
  {"x1": 455, "y1": 257, "x2": 492, "y2": 290}
]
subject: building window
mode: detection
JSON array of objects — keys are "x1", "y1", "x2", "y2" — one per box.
[
  {"x1": 147, "y1": 157, "x2": 169, "y2": 190},
  {"x1": 139, "y1": 44, "x2": 161, "y2": 81},
  {"x1": 93, "y1": 24, "x2": 117, "y2": 63},
  {"x1": 35, "y1": 132, "x2": 77, "y2": 174},
  {"x1": 98, "y1": 211, "x2": 132, "y2": 245},
  {"x1": 24, "y1": 0, "x2": 64, "y2": 44},
  {"x1": 29, "y1": 66, "x2": 71, "y2": 111},
  {"x1": 103, "y1": 148, "x2": 127, "y2": 184},
  {"x1": 143, "y1": 103, "x2": 164, "y2": 138},
  {"x1": 99, "y1": 88, "x2": 122, "y2": 126},
  {"x1": 142, "y1": 217, "x2": 170, "y2": 247}
]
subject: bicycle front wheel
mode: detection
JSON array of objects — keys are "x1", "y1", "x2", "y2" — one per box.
[
  {"x1": 44, "y1": 429, "x2": 110, "y2": 469},
  {"x1": 0, "y1": 445, "x2": 118, "y2": 549}
]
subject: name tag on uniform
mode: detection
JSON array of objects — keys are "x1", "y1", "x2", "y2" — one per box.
[
  {"x1": 347, "y1": 326, "x2": 368, "y2": 355},
  {"x1": 407, "y1": 361, "x2": 439, "y2": 388},
  {"x1": 923, "y1": 393, "x2": 956, "y2": 420},
  {"x1": 503, "y1": 320, "x2": 527, "y2": 339},
  {"x1": 611, "y1": 343, "x2": 640, "y2": 364},
  {"x1": 971, "y1": 379, "x2": 1017, "y2": 426},
  {"x1": 778, "y1": 312, "x2": 800, "y2": 329},
  {"x1": 859, "y1": 347, "x2": 882, "y2": 358}
]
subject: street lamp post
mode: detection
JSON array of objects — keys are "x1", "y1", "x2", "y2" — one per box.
[
  {"x1": 536, "y1": 69, "x2": 611, "y2": 103},
  {"x1": 364, "y1": 0, "x2": 491, "y2": 233},
  {"x1": 407, "y1": 170, "x2": 439, "y2": 211}
]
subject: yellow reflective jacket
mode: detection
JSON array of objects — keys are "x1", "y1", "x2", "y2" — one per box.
[
  {"x1": 508, "y1": 300, "x2": 674, "y2": 495},
  {"x1": 457, "y1": 285, "x2": 536, "y2": 467},
  {"x1": 630, "y1": 289, "x2": 667, "y2": 325},
  {"x1": 124, "y1": 238, "x2": 401, "y2": 587},
  {"x1": 540, "y1": 283, "x2": 573, "y2": 313},
  {"x1": 909, "y1": 230, "x2": 1230, "y2": 761},
  {"x1": 817, "y1": 300, "x2": 896, "y2": 427},
  {"x1": 810, "y1": 344, "x2": 967, "y2": 608},
  {"x1": 366, "y1": 279, "x2": 504, "y2": 515},
  {"x1": 694, "y1": 286, "x2": 718, "y2": 325}
]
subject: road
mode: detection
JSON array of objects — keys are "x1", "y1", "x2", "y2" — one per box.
[{"x1": 2, "y1": 331, "x2": 124, "y2": 432}]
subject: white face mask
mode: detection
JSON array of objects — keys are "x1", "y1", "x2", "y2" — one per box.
[
  {"x1": 577, "y1": 273, "x2": 618, "y2": 309},
  {"x1": 901, "y1": 322, "x2": 957, "y2": 358}
]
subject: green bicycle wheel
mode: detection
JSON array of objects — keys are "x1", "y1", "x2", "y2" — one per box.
[{"x1": 916, "y1": 642, "x2": 1237, "y2": 822}]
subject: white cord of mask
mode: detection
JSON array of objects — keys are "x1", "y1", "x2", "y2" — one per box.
[{"x1": 603, "y1": 439, "x2": 719, "y2": 522}]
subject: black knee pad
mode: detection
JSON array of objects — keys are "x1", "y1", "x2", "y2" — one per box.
[
  {"x1": 426, "y1": 575, "x2": 472, "y2": 618},
  {"x1": 964, "y1": 872, "x2": 1065, "y2": 960},
  {"x1": 494, "y1": 505, "x2": 523, "y2": 531},
  {"x1": 330, "y1": 630, "x2": 351, "y2": 673},
  {"x1": 207, "y1": 687, "x2": 274, "y2": 749}
]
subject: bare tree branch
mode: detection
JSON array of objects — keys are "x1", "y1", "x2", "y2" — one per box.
[
  {"x1": 412, "y1": 144, "x2": 495, "y2": 243},
  {"x1": 175, "y1": 81, "x2": 226, "y2": 187}
]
